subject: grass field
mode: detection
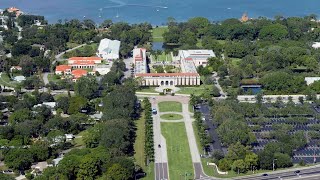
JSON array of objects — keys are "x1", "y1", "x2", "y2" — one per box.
[
  {"x1": 160, "y1": 113, "x2": 183, "y2": 120},
  {"x1": 152, "y1": 26, "x2": 168, "y2": 42},
  {"x1": 137, "y1": 87, "x2": 158, "y2": 93},
  {"x1": 67, "y1": 42, "x2": 81, "y2": 49},
  {"x1": 230, "y1": 58, "x2": 242, "y2": 67},
  {"x1": 134, "y1": 108, "x2": 155, "y2": 180},
  {"x1": 192, "y1": 122, "x2": 215, "y2": 176},
  {"x1": 47, "y1": 74, "x2": 61, "y2": 83},
  {"x1": 158, "y1": 101, "x2": 182, "y2": 112},
  {"x1": 73, "y1": 130, "x2": 88, "y2": 148},
  {"x1": 63, "y1": 43, "x2": 98, "y2": 58},
  {"x1": 141, "y1": 162, "x2": 155, "y2": 180},
  {"x1": 161, "y1": 123, "x2": 194, "y2": 180},
  {"x1": 177, "y1": 85, "x2": 212, "y2": 96},
  {"x1": 0, "y1": 73, "x2": 19, "y2": 88},
  {"x1": 134, "y1": 111, "x2": 146, "y2": 169},
  {"x1": 151, "y1": 52, "x2": 172, "y2": 62}
]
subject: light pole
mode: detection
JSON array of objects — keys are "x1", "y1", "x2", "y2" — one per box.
[{"x1": 273, "y1": 159, "x2": 277, "y2": 171}]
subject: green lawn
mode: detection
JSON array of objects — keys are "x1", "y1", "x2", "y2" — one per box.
[
  {"x1": 151, "y1": 26, "x2": 168, "y2": 42},
  {"x1": 63, "y1": 43, "x2": 98, "y2": 58},
  {"x1": 151, "y1": 52, "x2": 172, "y2": 62},
  {"x1": 0, "y1": 73, "x2": 19, "y2": 88},
  {"x1": 161, "y1": 123, "x2": 194, "y2": 180},
  {"x1": 192, "y1": 122, "x2": 215, "y2": 176},
  {"x1": 134, "y1": 107, "x2": 155, "y2": 180},
  {"x1": 134, "y1": 111, "x2": 146, "y2": 169},
  {"x1": 47, "y1": 74, "x2": 61, "y2": 83},
  {"x1": 158, "y1": 101, "x2": 182, "y2": 112},
  {"x1": 217, "y1": 40, "x2": 226, "y2": 45},
  {"x1": 177, "y1": 85, "x2": 212, "y2": 96},
  {"x1": 230, "y1": 58, "x2": 242, "y2": 67},
  {"x1": 141, "y1": 162, "x2": 155, "y2": 180},
  {"x1": 189, "y1": 103, "x2": 194, "y2": 113},
  {"x1": 196, "y1": 39, "x2": 203, "y2": 48},
  {"x1": 137, "y1": 87, "x2": 158, "y2": 93},
  {"x1": 160, "y1": 113, "x2": 183, "y2": 120},
  {"x1": 73, "y1": 130, "x2": 88, "y2": 148},
  {"x1": 67, "y1": 42, "x2": 81, "y2": 49}
]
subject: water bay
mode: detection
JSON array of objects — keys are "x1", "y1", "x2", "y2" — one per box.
[{"x1": 1, "y1": 0, "x2": 320, "y2": 24}]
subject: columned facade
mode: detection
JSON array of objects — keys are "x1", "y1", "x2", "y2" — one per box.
[{"x1": 136, "y1": 74, "x2": 201, "y2": 86}]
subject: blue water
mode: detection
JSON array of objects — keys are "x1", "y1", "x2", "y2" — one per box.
[
  {"x1": 242, "y1": 87, "x2": 262, "y2": 95},
  {"x1": 1, "y1": 0, "x2": 320, "y2": 24}
]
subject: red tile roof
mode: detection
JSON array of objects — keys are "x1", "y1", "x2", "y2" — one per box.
[
  {"x1": 135, "y1": 73, "x2": 199, "y2": 77},
  {"x1": 69, "y1": 57, "x2": 102, "y2": 61},
  {"x1": 72, "y1": 69, "x2": 88, "y2": 79},
  {"x1": 70, "y1": 60, "x2": 95, "y2": 65},
  {"x1": 56, "y1": 65, "x2": 71, "y2": 72}
]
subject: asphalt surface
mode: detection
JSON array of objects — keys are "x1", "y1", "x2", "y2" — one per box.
[
  {"x1": 155, "y1": 163, "x2": 169, "y2": 180},
  {"x1": 198, "y1": 103, "x2": 223, "y2": 152},
  {"x1": 236, "y1": 167, "x2": 320, "y2": 180}
]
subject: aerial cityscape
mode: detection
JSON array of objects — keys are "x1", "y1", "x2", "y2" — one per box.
[{"x1": 1, "y1": 1, "x2": 320, "y2": 180}]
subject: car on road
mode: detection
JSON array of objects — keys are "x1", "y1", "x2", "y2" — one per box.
[
  {"x1": 152, "y1": 108, "x2": 157, "y2": 114},
  {"x1": 262, "y1": 173, "x2": 268, "y2": 176},
  {"x1": 294, "y1": 170, "x2": 300, "y2": 174},
  {"x1": 202, "y1": 117, "x2": 206, "y2": 121},
  {"x1": 3, "y1": 169, "x2": 14, "y2": 174}
]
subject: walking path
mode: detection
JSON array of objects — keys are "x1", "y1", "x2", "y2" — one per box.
[{"x1": 52, "y1": 43, "x2": 87, "y2": 65}]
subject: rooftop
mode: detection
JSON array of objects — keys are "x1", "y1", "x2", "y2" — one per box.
[
  {"x1": 69, "y1": 57, "x2": 102, "y2": 61},
  {"x1": 56, "y1": 65, "x2": 71, "y2": 72},
  {"x1": 98, "y1": 38, "x2": 121, "y2": 54},
  {"x1": 72, "y1": 69, "x2": 88, "y2": 79}
]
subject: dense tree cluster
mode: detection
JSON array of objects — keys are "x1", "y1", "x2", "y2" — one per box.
[
  {"x1": 102, "y1": 22, "x2": 152, "y2": 57},
  {"x1": 143, "y1": 98, "x2": 154, "y2": 164},
  {"x1": 194, "y1": 112, "x2": 211, "y2": 149}
]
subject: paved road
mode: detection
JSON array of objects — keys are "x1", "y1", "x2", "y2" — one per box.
[
  {"x1": 152, "y1": 98, "x2": 169, "y2": 180},
  {"x1": 52, "y1": 43, "x2": 87, "y2": 65},
  {"x1": 43, "y1": 72, "x2": 49, "y2": 85},
  {"x1": 182, "y1": 103, "x2": 208, "y2": 179},
  {"x1": 14, "y1": 22, "x2": 22, "y2": 40}
]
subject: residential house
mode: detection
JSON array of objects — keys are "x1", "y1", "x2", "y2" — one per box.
[
  {"x1": 10, "y1": 66, "x2": 22, "y2": 72},
  {"x1": 7, "y1": 7, "x2": 23, "y2": 17},
  {"x1": 97, "y1": 38, "x2": 121, "y2": 60}
]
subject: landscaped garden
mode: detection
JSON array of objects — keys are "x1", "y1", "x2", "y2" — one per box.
[
  {"x1": 160, "y1": 113, "x2": 183, "y2": 120},
  {"x1": 151, "y1": 51, "x2": 172, "y2": 62},
  {"x1": 158, "y1": 101, "x2": 182, "y2": 112},
  {"x1": 161, "y1": 122, "x2": 193, "y2": 180}
]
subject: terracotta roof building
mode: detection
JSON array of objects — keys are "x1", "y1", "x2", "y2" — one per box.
[
  {"x1": 55, "y1": 65, "x2": 72, "y2": 75},
  {"x1": 68, "y1": 57, "x2": 102, "y2": 69},
  {"x1": 71, "y1": 69, "x2": 88, "y2": 80}
]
